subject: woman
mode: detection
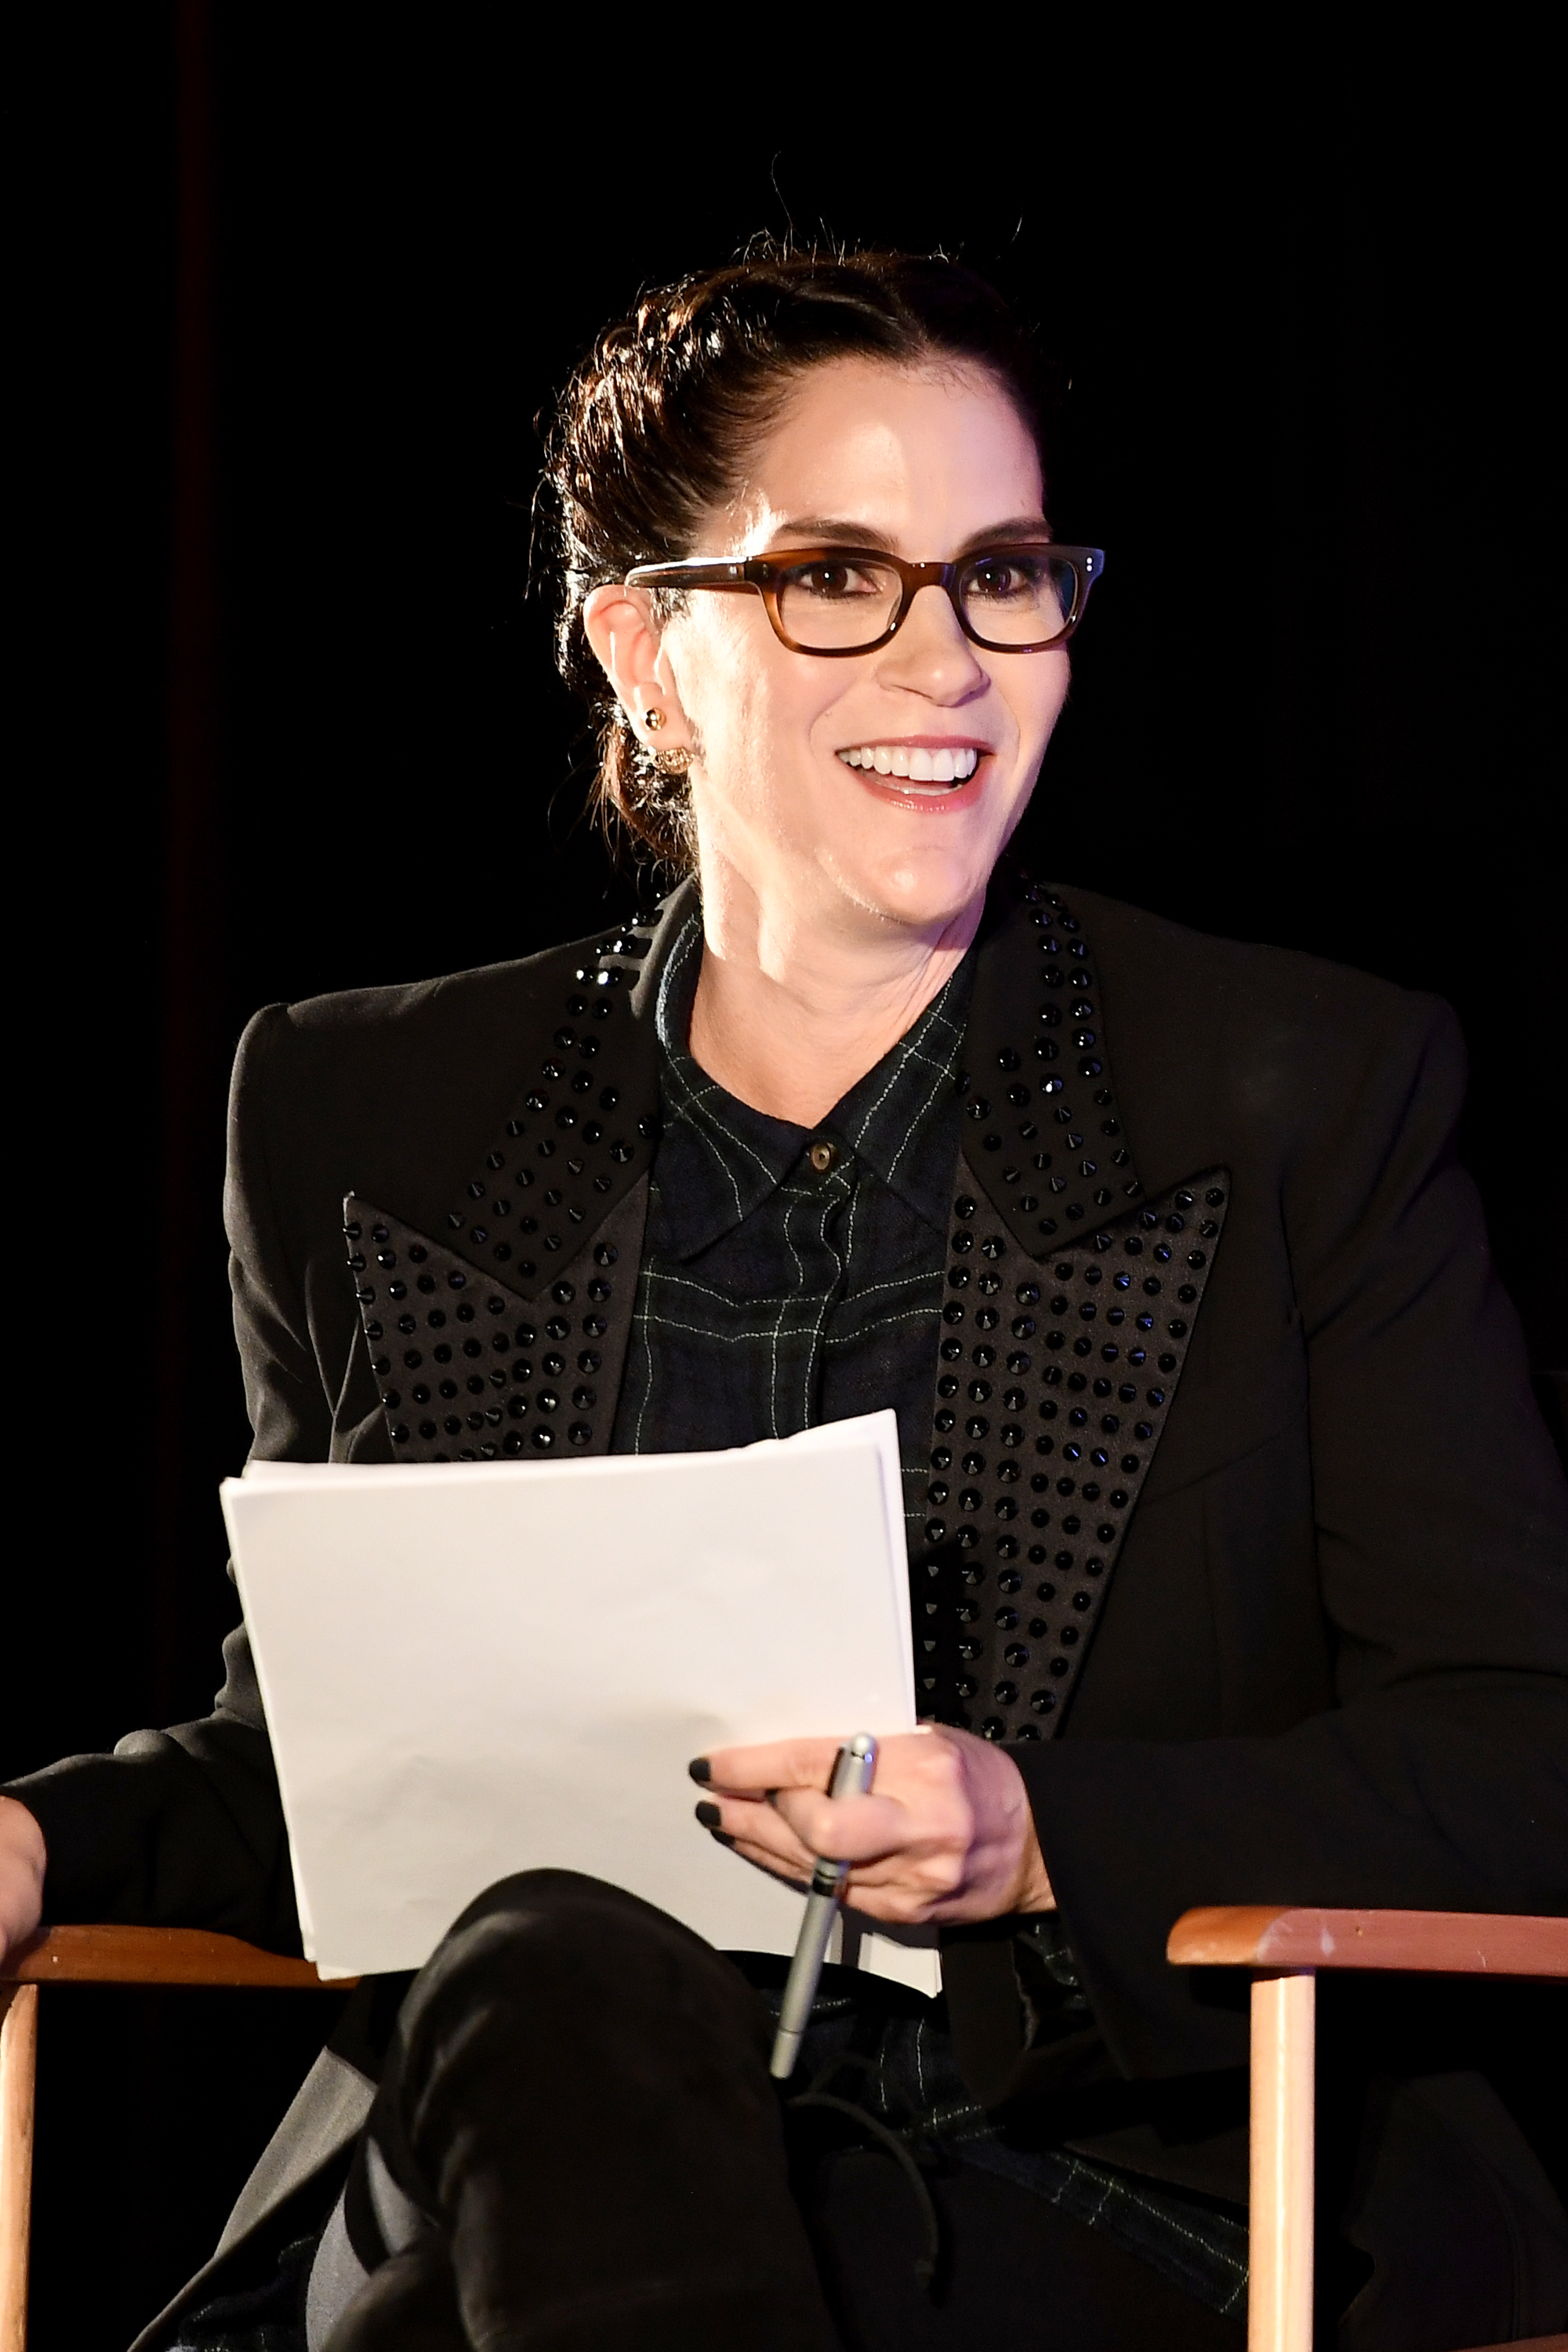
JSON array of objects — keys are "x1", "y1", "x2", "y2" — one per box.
[{"x1": 3, "y1": 249, "x2": 1566, "y2": 2351}]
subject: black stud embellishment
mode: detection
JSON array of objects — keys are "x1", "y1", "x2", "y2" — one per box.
[
  {"x1": 341, "y1": 906, "x2": 670, "y2": 1464},
  {"x1": 350, "y1": 1185, "x2": 644, "y2": 1458},
  {"x1": 423, "y1": 920, "x2": 662, "y2": 1299},
  {"x1": 912, "y1": 1156, "x2": 1230, "y2": 1740}
]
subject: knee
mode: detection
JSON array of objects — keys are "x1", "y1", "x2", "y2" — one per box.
[
  {"x1": 446, "y1": 1867, "x2": 708, "y2": 1956},
  {"x1": 375, "y1": 1870, "x2": 776, "y2": 2189},
  {"x1": 401, "y1": 1869, "x2": 765, "y2": 2058}
]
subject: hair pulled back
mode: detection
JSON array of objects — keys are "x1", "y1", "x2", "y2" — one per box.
[{"x1": 542, "y1": 245, "x2": 1051, "y2": 871}]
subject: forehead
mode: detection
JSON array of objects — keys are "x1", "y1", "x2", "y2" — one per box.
[{"x1": 718, "y1": 355, "x2": 1045, "y2": 554}]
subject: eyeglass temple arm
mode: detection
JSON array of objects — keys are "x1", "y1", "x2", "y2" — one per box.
[{"x1": 624, "y1": 561, "x2": 755, "y2": 590}]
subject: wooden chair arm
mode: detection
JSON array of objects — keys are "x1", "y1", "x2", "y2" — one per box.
[
  {"x1": 3, "y1": 1929, "x2": 350, "y2": 2347},
  {"x1": 0, "y1": 1925, "x2": 354, "y2": 1989},
  {"x1": 1165, "y1": 1911, "x2": 1566, "y2": 2352},
  {"x1": 1167, "y1": 1905, "x2": 1568, "y2": 1977}
]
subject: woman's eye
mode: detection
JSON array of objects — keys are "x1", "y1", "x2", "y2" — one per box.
[
  {"x1": 970, "y1": 558, "x2": 1034, "y2": 600},
  {"x1": 789, "y1": 561, "x2": 882, "y2": 600}
]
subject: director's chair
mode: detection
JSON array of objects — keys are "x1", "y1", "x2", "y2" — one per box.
[{"x1": 4, "y1": 1912, "x2": 1566, "y2": 2352}]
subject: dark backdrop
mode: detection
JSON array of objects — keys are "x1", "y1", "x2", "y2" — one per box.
[{"x1": 10, "y1": 16, "x2": 1563, "y2": 2344}]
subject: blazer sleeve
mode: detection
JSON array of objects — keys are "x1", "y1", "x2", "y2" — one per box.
[
  {"x1": 2, "y1": 1007, "x2": 321, "y2": 1952},
  {"x1": 1016, "y1": 992, "x2": 1568, "y2": 2082}
]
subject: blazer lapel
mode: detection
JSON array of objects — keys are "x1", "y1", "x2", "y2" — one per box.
[
  {"x1": 915, "y1": 877, "x2": 1231, "y2": 1740},
  {"x1": 345, "y1": 1177, "x2": 648, "y2": 1462},
  {"x1": 344, "y1": 889, "x2": 696, "y2": 1463}
]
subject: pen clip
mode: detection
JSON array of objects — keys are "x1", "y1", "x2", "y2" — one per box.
[{"x1": 828, "y1": 1730, "x2": 877, "y2": 1806}]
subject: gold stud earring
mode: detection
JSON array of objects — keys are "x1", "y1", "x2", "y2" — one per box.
[{"x1": 644, "y1": 706, "x2": 666, "y2": 732}]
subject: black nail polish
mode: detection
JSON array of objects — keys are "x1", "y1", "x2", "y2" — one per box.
[
  {"x1": 694, "y1": 1801, "x2": 721, "y2": 1828},
  {"x1": 688, "y1": 1758, "x2": 712, "y2": 1784}
]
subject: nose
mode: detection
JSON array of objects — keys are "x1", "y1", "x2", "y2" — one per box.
[{"x1": 872, "y1": 581, "x2": 988, "y2": 702}]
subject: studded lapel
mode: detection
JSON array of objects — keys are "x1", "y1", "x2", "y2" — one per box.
[
  {"x1": 345, "y1": 895, "x2": 684, "y2": 1461},
  {"x1": 346, "y1": 1179, "x2": 649, "y2": 1461},
  {"x1": 912, "y1": 880, "x2": 1230, "y2": 1744},
  {"x1": 344, "y1": 875, "x2": 1229, "y2": 1744}
]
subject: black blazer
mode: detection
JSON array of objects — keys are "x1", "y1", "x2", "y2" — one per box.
[{"x1": 12, "y1": 872, "x2": 1568, "y2": 2321}]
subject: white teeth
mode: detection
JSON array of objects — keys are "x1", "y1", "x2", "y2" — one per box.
[{"x1": 837, "y1": 744, "x2": 984, "y2": 782}]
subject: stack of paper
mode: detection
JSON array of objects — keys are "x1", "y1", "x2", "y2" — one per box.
[{"x1": 222, "y1": 1411, "x2": 938, "y2": 1992}]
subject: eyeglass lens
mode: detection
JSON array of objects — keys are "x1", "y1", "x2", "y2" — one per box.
[{"x1": 775, "y1": 551, "x2": 1080, "y2": 651}]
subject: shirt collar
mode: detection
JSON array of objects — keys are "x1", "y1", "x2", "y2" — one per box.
[{"x1": 649, "y1": 909, "x2": 972, "y2": 1261}]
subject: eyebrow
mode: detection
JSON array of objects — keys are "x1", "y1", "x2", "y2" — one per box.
[{"x1": 764, "y1": 514, "x2": 1052, "y2": 556}]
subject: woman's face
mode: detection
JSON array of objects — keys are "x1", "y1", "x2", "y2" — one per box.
[{"x1": 657, "y1": 355, "x2": 1071, "y2": 944}]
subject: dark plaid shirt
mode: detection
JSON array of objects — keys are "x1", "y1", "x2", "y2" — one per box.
[{"x1": 612, "y1": 909, "x2": 970, "y2": 1533}]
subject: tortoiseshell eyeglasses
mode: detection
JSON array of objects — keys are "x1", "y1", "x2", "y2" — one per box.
[{"x1": 623, "y1": 544, "x2": 1105, "y2": 657}]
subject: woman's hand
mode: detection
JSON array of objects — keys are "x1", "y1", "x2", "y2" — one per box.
[
  {"x1": 0, "y1": 1795, "x2": 45, "y2": 1965},
  {"x1": 692, "y1": 1725, "x2": 1053, "y2": 1926}
]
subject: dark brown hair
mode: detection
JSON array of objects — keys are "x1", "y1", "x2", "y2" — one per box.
[{"x1": 540, "y1": 244, "x2": 1053, "y2": 871}]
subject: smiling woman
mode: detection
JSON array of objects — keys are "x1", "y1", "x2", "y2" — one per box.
[
  {"x1": 4, "y1": 248, "x2": 1566, "y2": 2352},
  {"x1": 579, "y1": 353, "x2": 1076, "y2": 1127}
]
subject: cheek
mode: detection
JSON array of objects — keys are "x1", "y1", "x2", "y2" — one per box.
[
  {"x1": 686, "y1": 624, "x2": 839, "y2": 796},
  {"x1": 677, "y1": 610, "x2": 786, "y2": 755},
  {"x1": 1016, "y1": 653, "x2": 1071, "y2": 750},
  {"x1": 983, "y1": 661, "x2": 1069, "y2": 807}
]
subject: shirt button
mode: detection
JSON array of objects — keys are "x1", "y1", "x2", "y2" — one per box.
[{"x1": 808, "y1": 1140, "x2": 838, "y2": 1173}]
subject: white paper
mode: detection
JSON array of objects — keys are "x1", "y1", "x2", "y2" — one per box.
[{"x1": 223, "y1": 1414, "x2": 939, "y2": 1993}]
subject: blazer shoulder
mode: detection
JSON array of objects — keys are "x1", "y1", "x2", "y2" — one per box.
[
  {"x1": 226, "y1": 926, "x2": 638, "y2": 1251},
  {"x1": 1068, "y1": 880, "x2": 1439, "y2": 1022},
  {"x1": 231, "y1": 928, "x2": 619, "y2": 1109},
  {"x1": 264, "y1": 929, "x2": 608, "y2": 1046},
  {"x1": 1047, "y1": 881, "x2": 1472, "y2": 1200},
  {"x1": 1063, "y1": 880, "x2": 1462, "y2": 1078}
]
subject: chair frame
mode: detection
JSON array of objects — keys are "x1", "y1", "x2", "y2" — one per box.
[
  {"x1": 3, "y1": 1911, "x2": 1564, "y2": 2352},
  {"x1": 0, "y1": 1926, "x2": 350, "y2": 2352},
  {"x1": 1165, "y1": 1906, "x2": 1568, "y2": 2352}
]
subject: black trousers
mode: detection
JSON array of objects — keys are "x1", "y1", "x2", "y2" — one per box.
[{"x1": 319, "y1": 1871, "x2": 1243, "y2": 2352}]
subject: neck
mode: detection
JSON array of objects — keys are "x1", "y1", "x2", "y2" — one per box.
[{"x1": 686, "y1": 868, "x2": 985, "y2": 1127}]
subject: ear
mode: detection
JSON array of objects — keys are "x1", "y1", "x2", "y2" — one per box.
[{"x1": 582, "y1": 584, "x2": 694, "y2": 755}]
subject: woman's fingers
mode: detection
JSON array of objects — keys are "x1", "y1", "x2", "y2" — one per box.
[
  {"x1": 704, "y1": 1788, "x2": 913, "y2": 1867},
  {"x1": 696, "y1": 1734, "x2": 868, "y2": 1797},
  {"x1": 692, "y1": 1727, "x2": 978, "y2": 1919},
  {"x1": 717, "y1": 1829, "x2": 946, "y2": 1926},
  {"x1": 692, "y1": 1726, "x2": 1054, "y2": 1925},
  {"x1": 697, "y1": 1725, "x2": 946, "y2": 1807}
]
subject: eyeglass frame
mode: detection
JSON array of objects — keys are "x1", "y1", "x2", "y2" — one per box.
[{"x1": 622, "y1": 543, "x2": 1105, "y2": 657}]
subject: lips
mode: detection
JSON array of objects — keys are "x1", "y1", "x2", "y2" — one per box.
[{"x1": 837, "y1": 743, "x2": 982, "y2": 784}]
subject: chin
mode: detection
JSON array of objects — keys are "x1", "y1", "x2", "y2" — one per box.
[{"x1": 840, "y1": 840, "x2": 994, "y2": 935}]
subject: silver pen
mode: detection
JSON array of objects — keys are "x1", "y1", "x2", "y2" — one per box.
[{"x1": 769, "y1": 1732, "x2": 877, "y2": 2080}]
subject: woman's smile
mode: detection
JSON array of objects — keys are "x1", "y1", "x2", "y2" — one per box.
[{"x1": 836, "y1": 739, "x2": 984, "y2": 787}]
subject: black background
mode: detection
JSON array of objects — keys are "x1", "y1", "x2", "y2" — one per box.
[{"x1": 9, "y1": 15, "x2": 1564, "y2": 2343}]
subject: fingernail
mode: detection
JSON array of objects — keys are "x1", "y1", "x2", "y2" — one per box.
[
  {"x1": 688, "y1": 1758, "x2": 712, "y2": 1784},
  {"x1": 694, "y1": 1801, "x2": 722, "y2": 1829}
]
